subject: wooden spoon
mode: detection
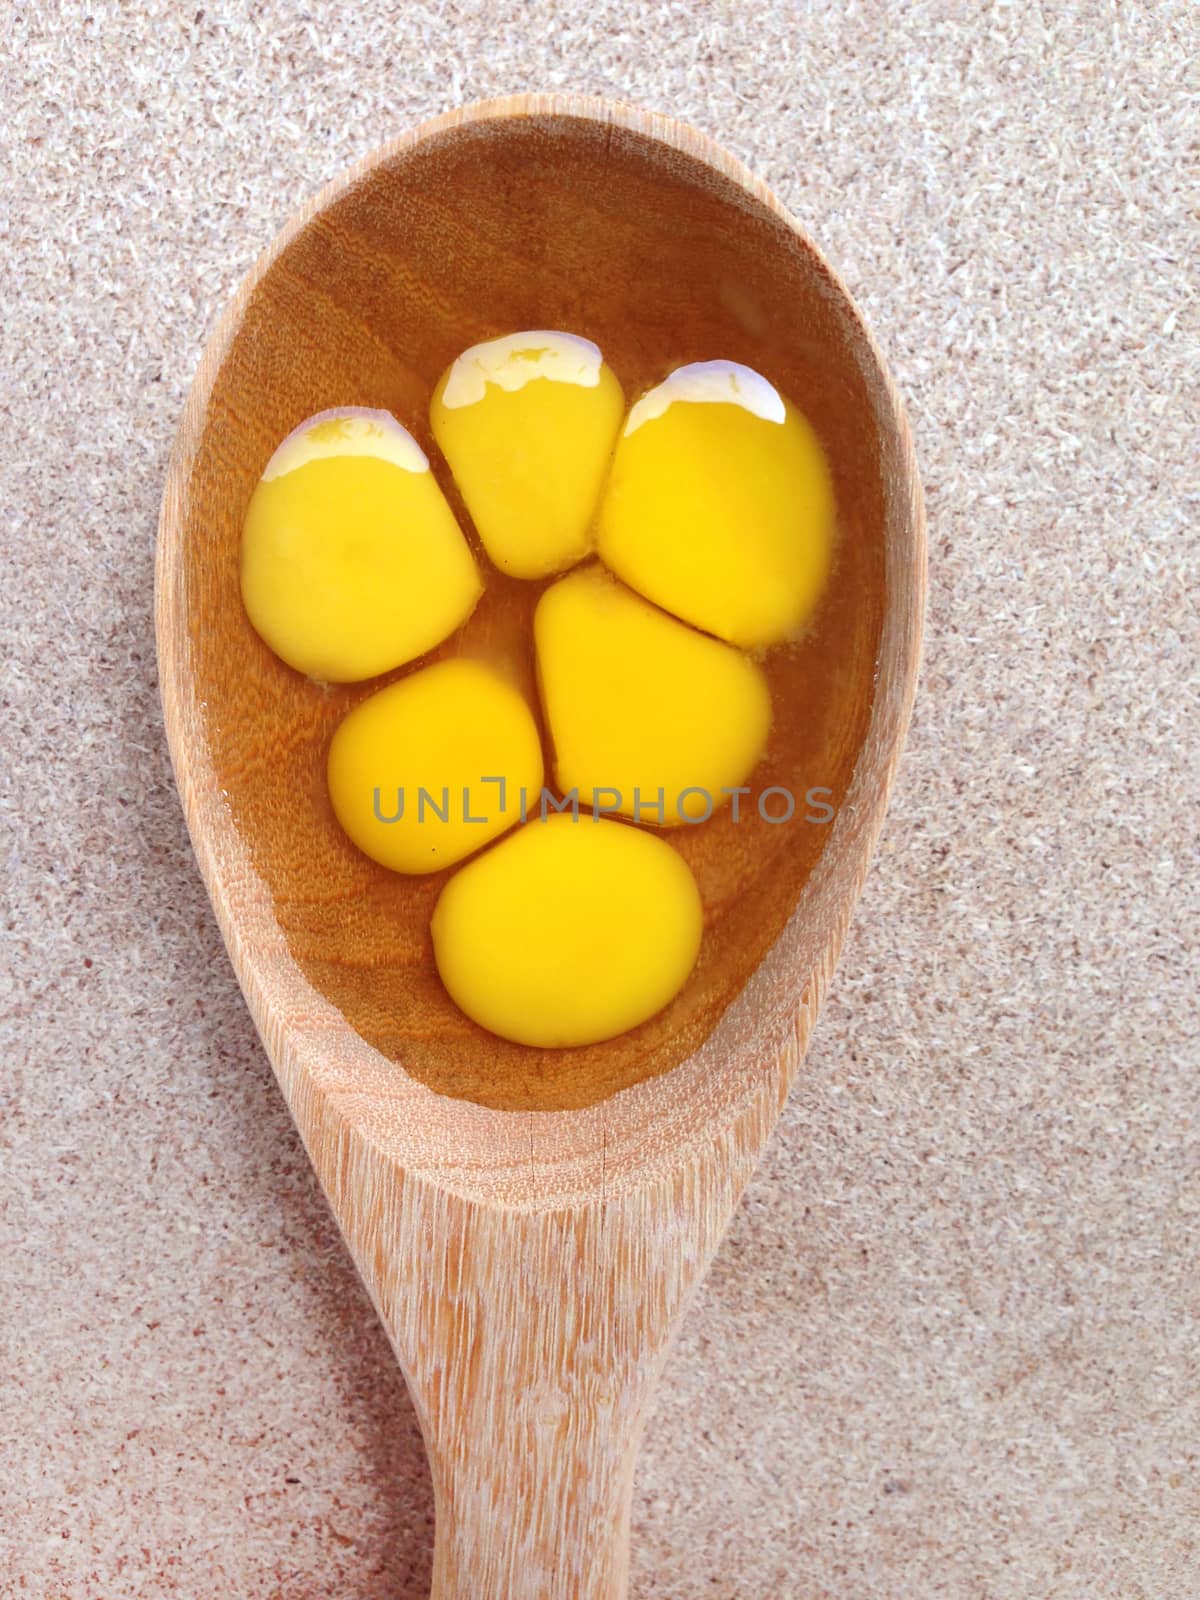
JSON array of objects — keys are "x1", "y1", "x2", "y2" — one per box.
[{"x1": 157, "y1": 95, "x2": 924, "y2": 1599}]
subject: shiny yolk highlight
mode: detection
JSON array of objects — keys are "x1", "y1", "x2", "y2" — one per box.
[
  {"x1": 241, "y1": 409, "x2": 480, "y2": 682},
  {"x1": 597, "y1": 362, "x2": 834, "y2": 648},
  {"x1": 431, "y1": 331, "x2": 624, "y2": 578}
]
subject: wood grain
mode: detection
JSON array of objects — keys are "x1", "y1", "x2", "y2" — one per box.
[{"x1": 157, "y1": 96, "x2": 925, "y2": 1598}]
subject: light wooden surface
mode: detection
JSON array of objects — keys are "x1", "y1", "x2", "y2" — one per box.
[{"x1": 158, "y1": 96, "x2": 923, "y2": 1596}]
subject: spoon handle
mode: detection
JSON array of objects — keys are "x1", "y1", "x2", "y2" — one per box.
[
  {"x1": 316, "y1": 1119, "x2": 766, "y2": 1598},
  {"x1": 415, "y1": 1202, "x2": 658, "y2": 1598}
]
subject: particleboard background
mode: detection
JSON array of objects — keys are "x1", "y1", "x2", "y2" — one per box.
[{"x1": 2, "y1": 3, "x2": 1197, "y2": 1597}]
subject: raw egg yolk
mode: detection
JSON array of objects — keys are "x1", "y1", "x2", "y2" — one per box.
[
  {"x1": 431, "y1": 813, "x2": 703, "y2": 1047},
  {"x1": 241, "y1": 408, "x2": 481, "y2": 681},
  {"x1": 327, "y1": 657, "x2": 543, "y2": 875},
  {"x1": 535, "y1": 565, "x2": 771, "y2": 825},
  {"x1": 431, "y1": 331, "x2": 624, "y2": 578},
  {"x1": 597, "y1": 362, "x2": 834, "y2": 647}
]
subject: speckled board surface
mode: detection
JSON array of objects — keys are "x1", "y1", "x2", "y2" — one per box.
[{"x1": 2, "y1": 3, "x2": 1197, "y2": 1595}]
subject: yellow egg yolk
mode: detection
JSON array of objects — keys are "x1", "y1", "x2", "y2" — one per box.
[
  {"x1": 431, "y1": 331, "x2": 625, "y2": 578},
  {"x1": 597, "y1": 362, "x2": 834, "y2": 647},
  {"x1": 327, "y1": 657, "x2": 543, "y2": 875},
  {"x1": 535, "y1": 565, "x2": 771, "y2": 825},
  {"x1": 430, "y1": 813, "x2": 703, "y2": 1047},
  {"x1": 241, "y1": 355, "x2": 831, "y2": 1053},
  {"x1": 241, "y1": 409, "x2": 481, "y2": 681}
]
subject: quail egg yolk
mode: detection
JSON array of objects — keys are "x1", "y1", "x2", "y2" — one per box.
[
  {"x1": 327, "y1": 657, "x2": 543, "y2": 875},
  {"x1": 431, "y1": 331, "x2": 625, "y2": 579},
  {"x1": 535, "y1": 565, "x2": 771, "y2": 825},
  {"x1": 597, "y1": 362, "x2": 834, "y2": 648},
  {"x1": 241, "y1": 408, "x2": 481, "y2": 682},
  {"x1": 431, "y1": 813, "x2": 703, "y2": 1048}
]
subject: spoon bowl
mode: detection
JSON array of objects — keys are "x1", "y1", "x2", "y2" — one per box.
[{"x1": 158, "y1": 95, "x2": 924, "y2": 1598}]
